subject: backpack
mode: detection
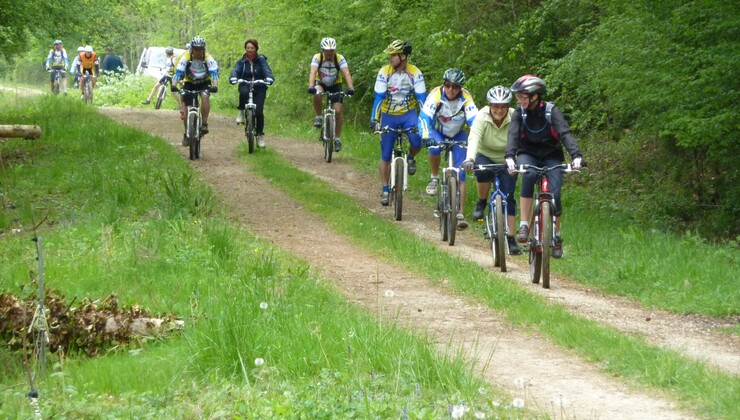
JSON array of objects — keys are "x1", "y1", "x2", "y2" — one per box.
[
  {"x1": 520, "y1": 101, "x2": 558, "y2": 141},
  {"x1": 319, "y1": 52, "x2": 342, "y2": 84}
]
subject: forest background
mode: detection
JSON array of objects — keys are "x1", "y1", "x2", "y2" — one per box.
[{"x1": 1, "y1": 0, "x2": 738, "y2": 240}]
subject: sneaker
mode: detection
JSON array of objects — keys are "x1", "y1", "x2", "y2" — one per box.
[
  {"x1": 552, "y1": 236, "x2": 563, "y2": 259},
  {"x1": 425, "y1": 177, "x2": 439, "y2": 196},
  {"x1": 257, "y1": 135, "x2": 266, "y2": 148},
  {"x1": 516, "y1": 225, "x2": 529, "y2": 243},
  {"x1": 141, "y1": 99, "x2": 151, "y2": 105},
  {"x1": 380, "y1": 191, "x2": 390, "y2": 206},
  {"x1": 236, "y1": 112, "x2": 244, "y2": 124},
  {"x1": 472, "y1": 200, "x2": 486, "y2": 221},
  {"x1": 182, "y1": 135, "x2": 189, "y2": 147},
  {"x1": 456, "y1": 213, "x2": 468, "y2": 230},
  {"x1": 507, "y1": 236, "x2": 522, "y2": 255},
  {"x1": 407, "y1": 158, "x2": 417, "y2": 175},
  {"x1": 334, "y1": 139, "x2": 342, "y2": 152},
  {"x1": 313, "y1": 116, "x2": 323, "y2": 128},
  {"x1": 201, "y1": 123, "x2": 209, "y2": 135}
]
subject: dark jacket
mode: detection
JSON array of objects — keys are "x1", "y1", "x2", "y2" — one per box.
[
  {"x1": 230, "y1": 53, "x2": 274, "y2": 91},
  {"x1": 505, "y1": 101, "x2": 581, "y2": 161}
]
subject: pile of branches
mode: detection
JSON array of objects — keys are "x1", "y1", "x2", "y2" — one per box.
[{"x1": 0, "y1": 285, "x2": 183, "y2": 357}]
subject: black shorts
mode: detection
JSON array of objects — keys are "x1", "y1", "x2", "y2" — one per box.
[
  {"x1": 49, "y1": 69, "x2": 66, "y2": 81},
  {"x1": 181, "y1": 81, "x2": 211, "y2": 107},
  {"x1": 316, "y1": 83, "x2": 344, "y2": 104}
]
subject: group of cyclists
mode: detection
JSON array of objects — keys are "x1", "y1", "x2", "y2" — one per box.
[
  {"x1": 48, "y1": 35, "x2": 584, "y2": 258},
  {"x1": 44, "y1": 40, "x2": 99, "y2": 98}
]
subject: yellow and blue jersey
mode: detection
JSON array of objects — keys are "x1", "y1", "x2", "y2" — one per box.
[
  {"x1": 419, "y1": 86, "x2": 477, "y2": 139},
  {"x1": 174, "y1": 51, "x2": 219, "y2": 83},
  {"x1": 371, "y1": 64, "x2": 426, "y2": 120}
]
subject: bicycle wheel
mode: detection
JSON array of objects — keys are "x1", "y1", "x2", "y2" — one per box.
[
  {"x1": 246, "y1": 109, "x2": 255, "y2": 154},
  {"x1": 438, "y1": 187, "x2": 448, "y2": 241},
  {"x1": 541, "y1": 202, "x2": 552, "y2": 289},
  {"x1": 155, "y1": 85, "x2": 166, "y2": 109},
  {"x1": 85, "y1": 79, "x2": 93, "y2": 104},
  {"x1": 529, "y1": 221, "x2": 542, "y2": 285},
  {"x1": 493, "y1": 195, "x2": 507, "y2": 272},
  {"x1": 188, "y1": 113, "x2": 198, "y2": 160},
  {"x1": 446, "y1": 176, "x2": 458, "y2": 245},
  {"x1": 323, "y1": 113, "x2": 334, "y2": 163},
  {"x1": 393, "y1": 158, "x2": 404, "y2": 221}
]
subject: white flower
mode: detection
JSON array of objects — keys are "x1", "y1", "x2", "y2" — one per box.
[
  {"x1": 474, "y1": 412, "x2": 486, "y2": 419},
  {"x1": 259, "y1": 302, "x2": 268, "y2": 310},
  {"x1": 451, "y1": 404, "x2": 466, "y2": 419},
  {"x1": 254, "y1": 358, "x2": 265, "y2": 366},
  {"x1": 348, "y1": 330, "x2": 355, "y2": 338},
  {"x1": 512, "y1": 398, "x2": 525, "y2": 409},
  {"x1": 514, "y1": 377, "x2": 527, "y2": 389},
  {"x1": 384, "y1": 290, "x2": 394, "y2": 297}
]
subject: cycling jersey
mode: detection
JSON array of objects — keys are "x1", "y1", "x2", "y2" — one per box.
[
  {"x1": 162, "y1": 55, "x2": 176, "y2": 76},
  {"x1": 372, "y1": 64, "x2": 426, "y2": 119},
  {"x1": 174, "y1": 51, "x2": 219, "y2": 83},
  {"x1": 78, "y1": 52, "x2": 99, "y2": 75},
  {"x1": 46, "y1": 48, "x2": 68, "y2": 69},
  {"x1": 466, "y1": 107, "x2": 513, "y2": 162},
  {"x1": 310, "y1": 53, "x2": 348, "y2": 86},
  {"x1": 419, "y1": 86, "x2": 477, "y2": 139}
]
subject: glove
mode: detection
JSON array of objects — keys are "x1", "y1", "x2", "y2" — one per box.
[
  {"x1": 265, "y1": 78, "x2": 274, "y2": 85},
  {"x1": 346, "y1": 88, "x2": 355, "y2": 96},
  {"x1": 505, "y1": 157, "x2": 516, "y2": 174},
  {"x1": 45, "y1": 67, "x2": 50, "y2": 71},
  {"x1": 461, "y1": 159, "x2": 474, "y2": 171},
  {"x1": 572, "y1": 157, "x2": 583, "y2": 169},
  {"x1": 170, "y1": 84, "x2": 179, "y2": 92},
  {"x1": 370, "y1": 121, "x2": 381, "y2": 131},
  {"x1": 308, "y1": 86, "x2": 317, "y2": 94},
  {"x1": 209, "y1": 86, "x2": 218, "y2": 93},
  {"x1": 423, "y1": 138, "x2": 437, "y2": 148},
  {"x1": 230, "y1": 77, "x2": 237, "y2": 85}
]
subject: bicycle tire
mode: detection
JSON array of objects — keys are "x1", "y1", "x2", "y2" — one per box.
[
  {"x1": 529, "y1": 222, "x2": 542, "y2": 285},
  {"x1": 188, "y1": 113, "x2": 198, "y2": 160},
  {"x1": 494, "y1": 195, "x2": 507, "y2": 272},
  {"x1": 52, "y1": 74, "x2": 60, "y2": 95},
  {"x1": 246, "y1": 109, "x2": 255, "y2": 154},
  {"x1": 324, "y1": 113, "x2": 334, "y2": 163},
  {"x1": 393, "y1": 158, "x2": 404, "y2": 221},
  {"x1": 155, "y1": 85, "x2": 166, "y2": 109},
  {"x1": 85, "y1": 79, "x2": 93, "y2": 104},
  {"x1": 447, "y1": 176, "x2": 458, "y2": 246},
  {"x1": 541, "y1": 202, "x2": 552, "y2": 289},
  {"x1": 438, "y1": 186, "x2": 448, "y2": 241}
]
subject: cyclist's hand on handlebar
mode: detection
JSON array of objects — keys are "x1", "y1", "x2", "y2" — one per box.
[
  {"x1": 572, "y1": 157, "x2": 583, "y2": 170},
  {"x1": 370, "y1": 121, "x2": 381, "y2": 131},
  {"x1": 308, "y1": 86, "x2": 317, "y2": 94},
  {"x1": 422, "y1": 138, "x2": 437, "y2": 148},
  {"x1": 170, "y1": 84, "x2": 179, "y2": 92},
  {"x1": 346, "y1": 88, "x2": 355, "y2": 96},
  {"x1": 209, "y1": 86, "x2": 218, "y2": 93},
  {"x1": 265, "y1": 78, "x2": 274, "y2": 85},
  {"x1": 229, "y1": 77, "x2": 237, "y2": 85},
  {"x1": 505, "y1": 158, "x2": 516, "y2": 174},
  {"x1": 461, "y1": 159, "x2": 474, "y2": 171}
]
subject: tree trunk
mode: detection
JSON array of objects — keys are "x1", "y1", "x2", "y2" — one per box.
[{"x1": 0, "y1": 125, "x2": 42, "y2": 139}]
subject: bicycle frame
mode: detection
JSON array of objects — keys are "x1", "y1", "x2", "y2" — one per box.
[
  {"x1": 236, "y1": 79, "x2": 267, "y2": 153},
  {"x1": 376, "y1": 125, "x2": 416, "y2": 221},
  {"x1": 474, "y1": 163, "x2": 510, "y2": 270},
  {"x1": 49, "y1": 69, "x2": 64, "y2": 94},
  {"x1": 315, "y1": 91, "x2": 349, "y2": 163},
  {"x1": 81, "y1": 74, "x2": 95, "y2": 103},
  {"x1": 433, "y1": 138, "x2": 465, "y2": 244},
  {"x1": 180, "y1": 88, "x2": 209, "y2": 160}
]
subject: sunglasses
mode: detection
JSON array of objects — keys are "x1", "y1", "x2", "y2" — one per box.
[{"x1": 443, "y1": 82, "x2": 461, "y2": 89}]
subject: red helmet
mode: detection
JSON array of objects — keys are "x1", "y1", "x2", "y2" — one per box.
[{"x1": 510, "y1": 74, "x2": 546, "y2": 95}]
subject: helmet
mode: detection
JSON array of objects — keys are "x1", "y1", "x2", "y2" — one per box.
[
  {"x1": 486, "y1": 85, "x2": 512, "y2": 105},
  {"x1": 442, "y1": 68, "x2": 466, "y2": 86},
  {"x1": 191, "y1": 36, "x2": 206, "y2": 48},
  {"x1": 320, "y1": 37, "x2": 336, "y2": 50},
  {"x1": 165, "y1": 46, "x2": 174, "y2": 54},
  {"x1": 510, "y1": 74, "x2": 546, "y2": 95},
  {"x1": 84, "y1": 45, "x2": 93, "y2": 53},
  {"x1": 77, "y1": 46, "x2": 84, "y2": 53},
  {"x1": 54, "y1": 39, "x2": 62, "y2": 45},
  {"x1": 383, "y1": 39, "x2": 412, "y2": 55}
]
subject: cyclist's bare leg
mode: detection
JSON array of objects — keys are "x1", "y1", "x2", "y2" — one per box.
[
  {"x1": 379, "y1": 159, "x2": 391, "y2": 187},
  {"x1": 477, "y1": 181, "x2": 491, "y2": 201},
  {"x1": 312, "y1": 93, "x2": 323, "y2": 117},
  {"x1": 459, "y1": 182, "x2": 466, "y2": 213},
  {"x1": 146, "y1": 82, "x2": 161, "y2": 102},
  {"x1": 519, "y1": 197, "x2": 533, "y2": 226},
  {"x1": 333, "y1": 102, "x2": 343, "y2": 137},
  {"x1": 201, "y1": 94, "x2": 211, "y2": 124},
  {"x1": 409, "y1": 146, "x2": 420, "y2": 159},
  {"x1": 428, "y1": 155, "x2": 441, "y2": 178},
  {"x1": 61, "y1": 76, "x2": 68, "y2": 92}
]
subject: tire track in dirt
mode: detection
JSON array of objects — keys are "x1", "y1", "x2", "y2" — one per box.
[{"x1": 101, "y1": 107, "x2": 708, "y2": 419}]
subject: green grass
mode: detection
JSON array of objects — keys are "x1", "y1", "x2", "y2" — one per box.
[{"x1": 0, "y1": 95, "x2": 521, "y2": 418}]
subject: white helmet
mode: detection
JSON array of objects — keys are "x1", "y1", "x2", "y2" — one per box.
[
  {"x1": 320, "y1": 37, "x2": 336, "y2": 50},
  {"x1": 486, "y1": 85, "x2": 512, "y2": 105},
  {"x1": 77, "y1": 46, "x2": 84, "y2": 53},
  {"x1": 84, "y1": 45, "x2": 93, "y2": 53}
]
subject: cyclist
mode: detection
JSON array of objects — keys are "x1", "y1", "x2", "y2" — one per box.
[
  {"x1": 141, "y1": 46, "x2": 177, "y2": 105},
  {"x1": 45, "y1": 39, "x2": 69, "y2": 94},
  {"x1": 420, "y1": 68, "x2": 478, "y2": 230},
  {"x1": 69, "y1": 46, "x2": 84, "y2": 88},
  {"x1": 462, "y1": 86, "x2": 521, "y2": 255},
  {"x1": 76, "y1": 45, "x2": 100, "y2": 98},
  {"x1": 228, "y1": 38, "x2": 274, "y2": 148},
  {"x1": 505, "y1": 75, "x2": 583, "y2": 259},
  {"x1": 307, "y1": 37, "x2": 355, "y2": 153},
  {"x1": 172, "y1": 36, "x2": 219, "y2": 145},
  {"x1": 371, "y1": 39, "x2": 426, "y2": 206}
]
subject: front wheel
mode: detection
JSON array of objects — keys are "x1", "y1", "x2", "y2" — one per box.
[
  {"x1": 493, "y1": 195, "x2": 507, "y2": 272},
  {"x1": 188, "y1": 113, "x2": 199, "y2": 160},
  {"x1": 446, "y1": 176, "x2": 458, "y2": 246},
  {"x1": 246, "y1": 109, "x2": 255, "y2": 154},
  {"x1": 438, "y1": 187, "x2": 448, "y2": 241},
  {"x1": 529, "y1": 222, "x2": 542, "y2": 284},
  {"x1": 155, "y1": 84, "x2": 166, "y2": 109},
  {"x1": 323, "y1": 113, "x2": 335, "y2": 163},
  {"x1": 85, "y1": 80, "x2": 94, "y2": 104},
  {"x1": 541, "y1": 202, "x2": 552, "y2": 289},
  {"x1": 393, "y1": 158, "x2": 404, "y2": 221}
]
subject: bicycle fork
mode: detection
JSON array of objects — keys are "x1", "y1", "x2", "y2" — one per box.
[
  {"x1": 389, "y1": 154, "x2": 408, "y2": 194},
  {"x1": 532, "y1": 180, "x2": 557, "y2": 253}
]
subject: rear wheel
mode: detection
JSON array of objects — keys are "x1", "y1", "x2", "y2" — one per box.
[
  {"x1": 446, "y1": 176, "x2": 458, "y2": 246},
  {"x1": 323, "y1": 113, "x2": 335, "y2": 163},
  {"x1": 155, "y1": 85, "x2": 166, "y2": 109},
  {"x1": 494, "y1": 195, "x2": 507, "y2": 272},
  {"x1": 246, "y1": 109, "x2": 255, "y2": 154},
  {"x1": 393, "y1": 158, "x2": 404, "y2": 221},
  {"x1": 188, "y1": 113, "x2": 198, "y2": 160},
  {"x1": 541, "y1": 202, "x2": 552, "y2": 289}
]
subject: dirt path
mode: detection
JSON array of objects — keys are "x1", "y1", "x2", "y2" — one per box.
[{"x1": 101, "y1": 107, "x2": 737, "y2": 419}]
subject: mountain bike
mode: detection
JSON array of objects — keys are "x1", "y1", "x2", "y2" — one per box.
[
  {"x1": 430, "y1": 138, "x2": 466, "y2": 246},
  {"x1": 155, "y1": 76, "x2": 172, "y2": 110},
  {"x1": 376, "y1": 126, "x2": 417, "y2": 221},
  {"x1": 235, "y1": 79, "x2": 268, "y2": 154},
  {"x1": 516, "y1": 163, "x2": 580, "y2": 288},
  {"x1": 314, "y1": 90, "x2": 351, "y2": 163},
  {"x1": 474, "y1": 163, "x2": 511, "y2": 272},
  {"x1": 180, "y1": 88, "x2": 210, "y2": 160},
  {"x1": 49, "y1": 69, "x2": 64, "y2": 95},
  {"x1": 81, "y1": 74, "x2": 95, "y2": 104}
]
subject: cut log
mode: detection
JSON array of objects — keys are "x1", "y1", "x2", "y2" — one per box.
[{"x1": 0, "y1": 125, "x2": 42, "y2": 139}]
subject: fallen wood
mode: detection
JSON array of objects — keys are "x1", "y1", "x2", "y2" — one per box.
[{"x1": 0, "y1": 125, "x2": 42, "y2": 139}]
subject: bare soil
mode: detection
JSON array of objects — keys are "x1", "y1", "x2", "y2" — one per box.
[{"x1": 101, "y1": 107, "x2": 738, "y2": 419}]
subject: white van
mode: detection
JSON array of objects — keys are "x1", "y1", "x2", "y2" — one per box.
[{"x1": 136, "y1": 46, "x2": 186, "y2": 79}]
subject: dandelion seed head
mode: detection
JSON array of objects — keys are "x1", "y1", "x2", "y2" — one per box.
[
  {"x1": 514, "y1": 377, "x2": 527, "y2": 389},
  {"x1": 259, "y1": 302, "x2": 268, "y2": 310},
  {"x1": 348, "y1": 330, "x2": 355, "y2": 338},
  {"x1": 384, "y1": 289, "x2": 394, "y2": 297},
  {"x1": 451, "y1": 404, "x2": 466, "y2": 419},
  {"x1": 491, "y1": 400, "x2": 500, "y2": 408},
  {"x1": 254, "y1": 358, "x2": 265, "y2": 366},
  {"x1": 512, "y1": 398, "x2": 525, "y2": 409},
  {"x1": 551, "y1": 394, "x2": 570, "y2": 408},
  {"x1": 474, "y1": 412, "x2": 486, "y2": 419}
]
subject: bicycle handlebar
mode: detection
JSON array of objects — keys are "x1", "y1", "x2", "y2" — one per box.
[
  {"x1": 515, "y1": 163, "x2": 581, "y2": 174},
  {"x1": 374, "y1": 126, "x2": 418, "y2": 135},
  {"x1": 314, "y1": 91, "x2": 352, "y2": 99},
  {"x1": 427, "y1": 138, "x2": 467, "y2": 149},
  {"x1": 473, "y1": 163, "x2": 507, "y2": 172},
  {"x1": 236, "y1": 79, "x2": 268, "y2": 86},
  {"x1": 179, "y1": 89, "x2": 211, "y2": 95}
]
